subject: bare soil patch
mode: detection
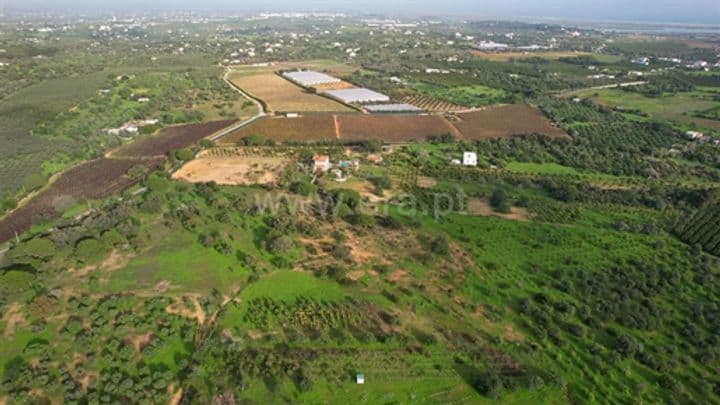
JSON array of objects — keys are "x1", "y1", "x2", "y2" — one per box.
[
  {"x1": 417, "y1": 176, "x2": 437, "y2": 188},
  {"x1": 466, "y1": 198, "x2": 530, "y2": 221},
  {"x1": 173, "y1": 156, "x2": 291, "y2": 186},
  {"x1": 166, "y1": 296, "x2": 206, "y2": 326},
  {"x1": 229, "y1": 72, "x2": 353, "y2": 113},
  {"x1": 2, "y1": 302, "x2": 26, "y2": 337},
  {"x1": 71, "y1": 250, "x2": 133, "y2": 277}
]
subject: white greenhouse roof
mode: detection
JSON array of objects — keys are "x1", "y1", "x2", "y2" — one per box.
[
  {"x1": 365, "y1": 103, "x2": 424, "y2": 113},
  {"x1": 324, "y1": 88, "x2": 390, "y2": 104},
  {"x1": 282, "y1": 71, "x2": 341, "y2": 86}
]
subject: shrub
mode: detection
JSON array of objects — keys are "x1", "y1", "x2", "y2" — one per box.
[
  {"x1": 490, "y1": 188, "x2": 510, "y2": 213},
  {"x1": 268, "y1": 236, "x2": 295, "y2": 254}
]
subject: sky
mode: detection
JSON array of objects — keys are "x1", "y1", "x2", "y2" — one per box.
[{"x1": 2, "y1": 0, "x2": 720, "y2": 25}]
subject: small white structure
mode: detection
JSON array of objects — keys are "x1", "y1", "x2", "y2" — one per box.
[
  {"x1": 631, "y1": 57, "x2": 650, "y2": 66},
  {"x1": 356, "y1": 374, "x2": 365, "y2": 385},
  {"x1": 686, "y1": 131, "x2": 704, "y2": 140},
  {"x1": 451, "y1": 159, "x2": 461, "y2": 165},
  {"x1": 330, "y1": 169, "x2": 347, "y2": 182},
  {"x1": 463, "y1": 152, "x2": 477, "y2": 167}
]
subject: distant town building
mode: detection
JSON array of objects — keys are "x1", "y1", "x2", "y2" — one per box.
[
  {"x1": 631, "y1": 57, "x2": 650, "y2": 66},
  {"x1": 356, "y1": 374, "x2": 365, "y2": 385},
  {"x1": 686, "y1": 131, "x2": 704, "y2": 140}
]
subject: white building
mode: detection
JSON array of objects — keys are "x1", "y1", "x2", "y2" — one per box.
[
  {"x1": 686, "y1": 131, "x2": 704, "y2": 140},
  {"x1": 631, "y1": 57, "x2": 650, "y2": 66},
  {"x1": 463, "y1": 152, "x2": 478, "y2": 167},
  {"x1": 356, "y1": 374, "x2": 365, "y2": 385}
]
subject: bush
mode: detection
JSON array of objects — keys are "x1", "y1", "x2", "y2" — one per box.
[
  {"x1": 474, "y1": 370, "x2": 504, "y2": 398},
  {"x1": 268, "y1": 236, "x2": 295, "y2": 254},
  {"x1": 289, "y1": 181, "x2": 317, "y2": 196},
  {"x1": 243, "y1": 133, "x2": 268, "y2": 146},
  {"x1": 490, "y1": 188, "x2": 510, "y2": 213},
  {"x1": 174, "y1": 148, "x2": 195, "y2": 162},
  {"x1": 74, "y1": 238, "x2": 106, "y2": 264},
  {"x1": 430, "y1": 233, "x2": 451, "y2": 256}
]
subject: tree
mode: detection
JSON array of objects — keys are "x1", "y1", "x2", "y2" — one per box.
[
  {"x1": 243, "y1": 133, "x2": 268, "y2": 146},
  {"x1": 268, "y1": 236, "x2": 295, "y2": 254},
  {"x1": 489, "y1": 188, "x2": 510, "y2": 213}
]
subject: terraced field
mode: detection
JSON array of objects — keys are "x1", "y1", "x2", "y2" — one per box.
[{"x1": 402, "y1": 95, "x2": 466, "y2": 112}]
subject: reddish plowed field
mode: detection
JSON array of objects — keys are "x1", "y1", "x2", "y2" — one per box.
[
  {"x1": 0, "y1": 157, "x2": 163, "y2": 243},
  {"x1": 452, "y1": 104, "x2": 568, "y2": 139},
  {"x1": 219, "y1": 115, "x2": 338, "y2": 144},
  {"x1": 338, "y1": 114, "x2": 459, "y2": 142},
  {"x1": 113, "y1": 120, "x2": 235, "y2": 157}
]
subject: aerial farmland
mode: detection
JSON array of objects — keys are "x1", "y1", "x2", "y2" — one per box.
[{"x1": 1, "y1": 8, "x2": 720, "y2": 405}]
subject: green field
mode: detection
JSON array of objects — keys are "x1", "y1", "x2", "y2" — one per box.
[{"x1": 569, "y1": 87, "x2": 720, "y2": 130}]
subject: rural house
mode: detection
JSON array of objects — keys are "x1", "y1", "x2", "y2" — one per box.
[{"x1": 313, "y1": 155, "x2": 331, "y2": 173}]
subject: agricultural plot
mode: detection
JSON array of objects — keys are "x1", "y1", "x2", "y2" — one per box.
[
  {"x1": 452, "y1": 104, "x2": 569, "y2": 139},
  {"x1": 675, "y1": 204, "x2": 720, "y2": 256},
  {"x1": 411, "y1": 81, "x2": 507, "y2": 108},
  {"x1": 172, "y1": 156, "x2": 292, "y2": 186},
  {"x1": 112, "y1": 120, "x2": 235, "y2": 157},
  {"x1": 569, "y1": 88, "x2": 720, "y2": 131},
  {"x1": 402, "y1": 95, "x2": 466, "y2": 112},
  {"x1": 337, "y1": 114, "x2": 460, "y2": 142},
  {"x1": 472, "y1": 50, "x2": 597, "y2": 62},
  {"x1": 218, "y1": 104, "x2": 565, "y2": 144},
  {"x1": 219, "y1": 115, "x2": 338, "y2": 144},
  {"x1": 228, "y1": 71, "x2": 354, "y2": 113},
  {"x1": 0, "y1": 157, "x2": 163, "y2": 244}
]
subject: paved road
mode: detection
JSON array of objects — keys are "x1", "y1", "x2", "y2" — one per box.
[
  {"x1": 207, "y1": 69, "x2": 268, "y2": 142},
  {"x1": 559, "y1": 81, "x2": 646, "y2": 96}
]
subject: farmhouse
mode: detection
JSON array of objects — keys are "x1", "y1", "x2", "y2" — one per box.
[
  {"x1": 686, "y1": 131, "x2": 704, "y2": 140},
  {"x1": 324, "y1": 88, "x2": 390, "y2": 104},
  {"x1": 367, "y1": 154, "x2": 383, "y2": 164},
  {"x1": 631, "y1": 57, "x2": 650, "y2": 66},
  {"x1": 313, "y1": 155, "x2": 331, "y2": 173},
  {"x1": 282, "y1": 70, "x2": 341, "y2": 87}
]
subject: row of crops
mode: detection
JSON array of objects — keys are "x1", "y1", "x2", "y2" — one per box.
[
  {"x1": 675, "y1": 204, "x2": 720, "y2": 256},
  {"x1": 574, "y1": 122, "x2": 681, "y2": 152},
  {"x1": 402, "y1": 95, "x2": 465, "y2": 112},
  {"x1": 241, "y1": 297, "x2": 377, "y2": 331}
]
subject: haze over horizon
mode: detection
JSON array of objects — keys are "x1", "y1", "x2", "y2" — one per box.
[{"x1": 1, "y1": 0, "x2": 719, "y2": 25}]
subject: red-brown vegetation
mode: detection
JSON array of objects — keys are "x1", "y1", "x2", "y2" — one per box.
[
  {"x1": 452, "y1": 104, "x2": 568, "y2": 139},
  {"x1": 113, "y1": 120, "x2": 235, "y2": 157}
]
